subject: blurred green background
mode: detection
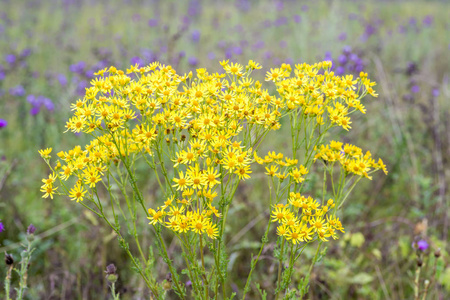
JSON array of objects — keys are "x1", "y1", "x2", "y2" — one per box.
[{"x1": 0, "y1": 0, "x2": 449, "y2": 299}]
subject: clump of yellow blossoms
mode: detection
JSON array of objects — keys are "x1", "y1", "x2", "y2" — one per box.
[{"x1": 39, "y1": 59, "x2": 386, "y2": 299}]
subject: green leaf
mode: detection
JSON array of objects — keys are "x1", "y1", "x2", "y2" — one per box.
[
  {"x1": 350, "y1": 273, "x2": 374, "y2": 285},
  {"x1": 349, "y1": 232, "x2": 365, "y2": 248}
]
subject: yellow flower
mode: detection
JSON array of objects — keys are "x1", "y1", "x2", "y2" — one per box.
[
  {"x1": 205, "y1": 222, "x2": 219, "y2": 239},
  {"x1": 38, "y1": 148, "x2": 52, "y2": 159},
  {"x1": 69, "y1": 184, "x2": 87, "y2": 202},
  {"x1": 235, "y1": 165, "x2": 252, "y2": 180},
  {"x1": 172, "y1": 171, "x2": 188, "y2": 191},
  {"x1": 40, "y1": 184, "x2": 57, "y2": 199}
]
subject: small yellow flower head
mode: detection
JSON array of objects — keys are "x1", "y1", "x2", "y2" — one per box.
[{"x1": 39, "y1": 148, "x2": 52, "y2": 160}]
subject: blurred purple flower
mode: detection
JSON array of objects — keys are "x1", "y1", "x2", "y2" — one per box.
[
  {"x1": 77, "y1": 80, "x2": 88, "y2": 96},
  {"x1": 235, "y1": 0, "x2": 251, "y2": 12},
  {"x1": 338, "y1": 54, "x2": 347, "y2": 65},
  {"x1": 293, "y1": 15, "x2": 301, "y2": 23},
  {"x1": 225, "y1": 48, "x2": 233, "y2": 59},
  {"x1": 398, "y1": 25, "x2": 407, "y2": 34},
  {"x1": 69, "y1": 61, "x2": 86, "y2": 74},
  {"x1": 338, "y1": 32, "x2": 347, "y2": 41},
  {"x1": 0, "y1": 70, "x2": 5, "y2": 81},
  {"x1": 233, "y1": 46, "x2": 242, "y2": 55},
  {"x1": 9, "y1": 85, "x2": 26, "y2": 97},
  {"x1": 275, "y1": 1, "x2": 284, "y2": 11},
  {"x1": 301, "y1": 5, "x2": 309, "y2": 12},
  {"x1": 411, "y1": 85, "x2": 420, "y2": 93},
  {"x1": 188, "y1": 56, "x2": 198, "y2": 66},
  {"x1": 417, "y1": 240, "x2": 429, "y2": 251},
  {"x1": 191, "y1": 29, "x2": 201, "y2": 42},
  {"x1": 252, "y1": 40, "x2": 265, "y2": 51},
  {"x1": 362, "y1": 23, "x2": 377, "y2": 40},
  {"x1": 148, "y1": 18, "x2": 158, "y2": 27},
  {"x1": 130, "y1": 56, "x2": 143, "y2": 66},
  {"x1": 27, "y1": 224, "x2": 36, "y2": 235},
  {"x1": 188, "y1": 0, "x2": 202, "y2": 17},
  {"x1": 85, "y1": 70, "x2": 94, "y2": 78},
  {"x1": 0, "y1": 119, "x2": 7, "y2": 128},
  {"x1": 409, "y1": 17, "x2": 417, "y2": 27},
  {"x1": 0, "y1": 221, "x2": 4, "y2": 233},
  {"x1": 20, "y1": 48, "x2": 32, "y2": 58},
  {"x1": 335, "y1": 66, "x2": 345, "y2": 76},
  {"x1": 239, "y1": 41, "x2": 248, "y2": 51},
  {"x1": 343, "y1": 45, "x2": 352, "y2": 55},
  {"x1": 30, "y1": 106, "x2": 40, "y2": 116},
  {"x1": 423, "y1": 15, "x2": 433, "y2": 27},
  {"x1": 264, "y1": 51, "x2": 272, "y2": 60},
  {"x1": 274, "y1": 17, "x2": 287, "y2": 27},
  {"x1": 27, "y1": 95, "x2": 54, "y2": 115},
  {"x1": 5, "y1": 54, "x2": 16, "y2": 65},
  {"x1": 432, "y1": 88, "x2": 440, "y2": 97},
  {"x1": 324, "y1": 51, "x2": 333, "y2": 63},
  {"x1": 57, "y1": 74, "x2": 67, "y2": 86},
  {"x1": 43, "y1": 98, "x2": 55, "y2": 111},
  {"x1": 208, "y1": 52, "x2": 215, "y2": 60}
]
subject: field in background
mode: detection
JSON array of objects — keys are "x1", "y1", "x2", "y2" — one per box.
[{"x1": 0, "y1": 0, "x2": 449, "y2": 299}]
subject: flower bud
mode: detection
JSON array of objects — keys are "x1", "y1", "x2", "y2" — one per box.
[
  {"x1": 5, "y1": 253, "x2": 14, "y2": 265},
  {"x1": 434, "y1": 248, "x2": 441, "y2": 258},
  {"x1": 105, "y1": 263, "x2": 118, "y2": 283},
  {"x1": 27, "y1": 224, "x2": 36, "y2": 235},
  {"x1": 417, "y1": 259, "x2": 423, "y2": 267}
]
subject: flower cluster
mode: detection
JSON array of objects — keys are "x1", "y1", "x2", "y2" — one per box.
[
  {"x1": 314, "y1": 140, "x2": 388, "y2": 179},
  {"x1": 39, "y1": 59, "x2": 384, "y2": 247},
  {"x1": 271, "y1": 193, "x2": 344, "y2": 244}
]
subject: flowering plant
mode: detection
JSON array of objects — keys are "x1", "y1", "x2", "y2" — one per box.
[{"x1": 40, "y1": 60, "x2": 386, "y2": 299}]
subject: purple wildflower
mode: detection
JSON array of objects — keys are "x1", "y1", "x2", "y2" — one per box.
[
  {"x1": 423, "y1": 15, "x2": 433, "y2": 27},
  {"x1": 0, "y1": 119, "x2": 7, "y2": 128},
  {"x1": 57, "y1": 74, "x2": 67, "y2": 86},
  {"x1": 235, "y1": 0, "x2": 251, "y2": 12},
  {"x1": 148, "y1": 18, "x2": 158, "y2": 27},
  {"x1": 30, "y1": 106, "x2": 40, "y2": 116},
  {"x1": 233, "y1": 46, "x2": 242, "y2": 55},
  {"x1": 5, "y1": 54, "x2": 16, "y2": 65},
  {"x1": 69, "y1": 61, "x2": 86, "y2": 74},
  {"x1": 411, "y1": 85, "x2": 420, "y2": 93},
  {"x1": 207, "y1": 52, "x2": 215, "y2": 60},
  {"x1": 293, "y1": 15, "x2": 301, "y2": 23},
  {"x1": 9, "y1": 85, "x2": 26, "y2": 97},
  {"x1": 335, "y1": 66, "x2": 345, "y2": 76},
  {"x1": 338, "y1": 54, "x2": 347, "y2": 65},
  {"x1": 20, "y1": 48, "x2": 32, "y2": 58},
  {"x1": 130, "y1": 56, "x2": 143, "y2": 66},
  {"x1": 432, "y1": 88, "x2": 440, "y2": 97},
  {"x1": 274, "y1": 17, "x2": 288, "y2": 27},
  {"x1": 188, "y1": 56, "x2": 198, "y2": 66},
  {"x1": 338, "y1": 32, "x2": 347, "y2": 41},
  {"x1": 27, "y1": 224, "x2": 36, "y2": 235},
  {"x1": 191, "y1": 29, "x2": 201, "y2": 42},
  {"x1": 187, "y1": 0, "x2": 202, "y2": 17},
  {"x1": 0, "y1": 221, "x2": 4, "y2": 233},
  {"x1": 417, "y1": 240, "x2": 429, "y2": 251}
]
